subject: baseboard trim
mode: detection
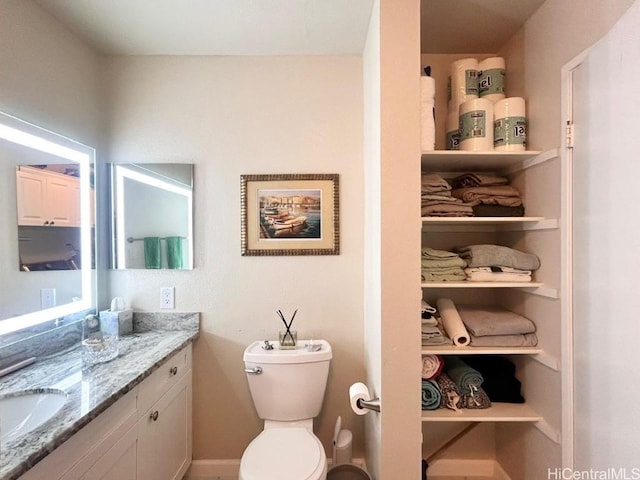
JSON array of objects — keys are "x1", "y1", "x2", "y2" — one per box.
[{"x1": 185, "y1": 458, "x2": 368, "y2": 479}]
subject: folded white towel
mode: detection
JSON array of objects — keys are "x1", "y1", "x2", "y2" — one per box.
[{"x1": 464, "y1": 266, "x2": 532, "y2": 282}]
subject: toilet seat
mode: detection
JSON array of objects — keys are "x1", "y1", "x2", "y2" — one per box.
[{"x1": 239, "y1": 427, "x2": 327, "y2": 480}]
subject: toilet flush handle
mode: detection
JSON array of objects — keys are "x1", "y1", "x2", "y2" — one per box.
[{"x1": 244, "y1": 366, "x2": 263, "y2": 375}]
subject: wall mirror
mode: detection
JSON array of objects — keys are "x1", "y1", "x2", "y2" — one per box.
[
  {"x1": 111, "y1": 163, "x2": 193, "y2": 270},
  {"x1": 0, "y1": 111, "x2": 95, "y2": 336}
]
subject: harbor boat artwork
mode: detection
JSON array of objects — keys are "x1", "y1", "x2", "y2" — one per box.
[
  {"x1": 258, "y1": 189, "x2": 322, "y2": 239},
  {"x1": 240, "y1": 173, "x2": 338, "y2": 256}
]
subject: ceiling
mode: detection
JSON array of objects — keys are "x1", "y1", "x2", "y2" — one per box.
[{"x1": 34, "y1": 0, "x2": 546, "y2": 56}]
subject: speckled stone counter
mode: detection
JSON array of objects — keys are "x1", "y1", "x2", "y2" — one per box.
[{"x1": 0, "y1": 312, "x2": 199, "y2": 480}]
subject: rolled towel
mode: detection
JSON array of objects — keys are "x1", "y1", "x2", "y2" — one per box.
[
  {"x1": 444, "y1": 356, "x2": 484, "y2": 395},
  {"x1": 436, "y1": 298, "x2": 470, "y2": 346},
  {"x1": 421, "y1": 355, "x2": 444, "y2": 380},
  {"x1": 435, "y1": 373, "x2": 462, "y2": 411},
  {"x1": 421, "y1": 380, "x2": 443, "y2": 410},
  {"x1": 460, "y1": 385, "x2": 492, "y2": 409},
  {"x1": 456, "y1": 244, "x2": 541, "y2": 271}
]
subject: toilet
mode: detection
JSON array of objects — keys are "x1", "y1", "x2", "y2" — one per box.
[{"x1": 240, "y1": 339, "x2": 332, "y2": 480}]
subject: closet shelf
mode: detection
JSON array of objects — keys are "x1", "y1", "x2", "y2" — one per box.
[
  {"x1": 421, "y1": 402, "x2": 542, "y2": 423},
  {"x1": 421, "y1": 281, "x2": 544, "y2": 289},
  {"x1": 421, "y1": 345, "x2": 542, "y2": 355},
  {"x1": 421, "y1": 149, "x2": 548, "y2": 172},
  {"x1": 421, "y1": 217, "x2": 559, "y2": 233},
  {"x1": 421, "y1": 216, "x2": 544, "y2": 224}
]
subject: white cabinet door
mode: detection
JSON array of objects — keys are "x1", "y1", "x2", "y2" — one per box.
[
  {"x1": 78, "y1": 425, "x2": 137, "y2": 480},
  {"x1": 16, "y1": 168, "x2": 48, "y2": 225},
  {"x1": 16, "y1": 167, "x2": 79, "y2": 226},
  {"x1": 137, "y1": 370, "x2": 192, "y2": 480}
]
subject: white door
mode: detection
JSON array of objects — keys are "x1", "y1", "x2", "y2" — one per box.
[{"x1": 569, "y1": 0, "x2": 640, "y2": 469}]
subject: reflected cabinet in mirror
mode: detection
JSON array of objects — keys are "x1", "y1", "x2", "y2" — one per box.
[
  {"x1": 0, "y1": 111, "x2": 95, "y2": 336},
  {"x1": 111, "y1": 163, "x2": 193, "y2": 270}
]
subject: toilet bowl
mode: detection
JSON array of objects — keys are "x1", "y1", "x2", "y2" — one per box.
[
  {"x1": 239, "y1": 426, "x2": 327, "y2": 480},
  {"x1": 240, "y1": 339, "x2": 332, "y2": 480}
]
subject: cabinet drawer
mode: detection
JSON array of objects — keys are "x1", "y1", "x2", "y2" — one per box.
[{"x1": 137, "y1": 344, "x2": 191, "y2": 415}]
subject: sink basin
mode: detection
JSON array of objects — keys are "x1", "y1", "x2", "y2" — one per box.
[{"x1": 0, "y1": 388, "x2": 67, "y2": 443}]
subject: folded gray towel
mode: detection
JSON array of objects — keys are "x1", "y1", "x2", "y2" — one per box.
[
  {"x1": 456, "y1": 244, "x2": 541, "y2": 271},
  {"x1": 458, "y1": 305, "x2": 536, "y2": 336}
]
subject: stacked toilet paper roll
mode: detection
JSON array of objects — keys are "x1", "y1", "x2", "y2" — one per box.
[
  {"x1": 494, "y1": 97, "x2": 527, "y2": 151},
  {"x1": 445, "y1": 110, "x2": 460, "y2": 150},
  {"x1": 478, "y1": 57, "x2": 506, "y2": 103},
  {"x1": 421, "y1": 76, "x2": 436, "y2": 151},
  {"x1": 450, "y1": 58, "x2": 478, "y2": 111},
  {"x1": 459, "y1": 98, "x2": 494, "y2": 151},
  {"x1": 436, "y1": 298, "x2": 470, "y2": 346}
]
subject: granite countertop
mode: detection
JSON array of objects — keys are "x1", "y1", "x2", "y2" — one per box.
[{"x1": 0, "y1": 313, "x2": 199, "y2": 480}]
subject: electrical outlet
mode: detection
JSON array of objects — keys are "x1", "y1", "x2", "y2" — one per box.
[
  {"x1": 41, "y1": 288, "x2": 56, "y2": 309},
  {"x1": 160, "y1": 287, "x2": 175, "y2": 309}
]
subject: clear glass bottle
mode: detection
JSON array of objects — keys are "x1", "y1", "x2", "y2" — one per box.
[{"x1": 82, "y1": 313, "x2": 119, "y2": 365}]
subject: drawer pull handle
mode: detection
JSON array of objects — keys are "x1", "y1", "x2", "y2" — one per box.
[
  {"x1": 150, "y1": 410, "x2": 159, "y2": 421},
  {"x1": 170, "y1": 366, "x2": 178, "y2": 376}
]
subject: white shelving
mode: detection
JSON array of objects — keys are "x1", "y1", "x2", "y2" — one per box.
[
  {"x1": 421, "y1": 403, "x2": 542, "y2": 423},
  {"x1": 420, "y1": 148, "x2": 562, "y2": 434}
]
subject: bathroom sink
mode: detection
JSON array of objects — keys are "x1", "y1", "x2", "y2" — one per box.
[{"x1": 0, "y1": 389, "x2": 67, "y2": 443}]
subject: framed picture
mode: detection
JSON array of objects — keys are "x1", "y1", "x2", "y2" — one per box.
[{"x1": 240, "y1": 174, "x2": 340, "y2": 256}]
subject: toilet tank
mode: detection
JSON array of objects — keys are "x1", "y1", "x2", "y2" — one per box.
[{"x1": 243, "y1": 340, "x2": 332, "y2": 421}]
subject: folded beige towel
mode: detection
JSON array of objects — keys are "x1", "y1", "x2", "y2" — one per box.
[
  {"x1": 422, "y1": 203, "x2": 474, "y2": 217},
  {"x1": 470, "y1": 333, "x2": 538, "y2": 347},
  {"x1": 457, "y1": 305, "x2": 536, "y2": 336},
  {"x1": 421, "y1": 173, "x2": 451, "y2": 192},
  {"x1": 422, "y1": 247, "x2": 459, "y2": 259},
  {"x1": 421, "y1": 257, "x2": 467, "y2": 269}
]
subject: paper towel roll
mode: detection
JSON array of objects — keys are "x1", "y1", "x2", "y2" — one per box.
[
  {"x1": 478, "y1": 57, "x2": 506, "y2": 102},
  {"x1": 459, "y1": 98, "x2": 494, "y2": 151},
  {"x1": 436, "y1": 298, "x2": 470, "y2": 346},
  {"x1": 445, "y1": 109, "x2": 460, "y2": 150},
  {"x1": 349, "y1": 382, "x2": 371, "y2": 415},
  {"x1": 450, "y1": 58, "x2": 478, "y2": 110},
  {"x1": 494, "y1": 97, "x2": 527, "y2": 151},
  {"x1": 421, "y1": 76, "x2": 436, "y2": 151}
]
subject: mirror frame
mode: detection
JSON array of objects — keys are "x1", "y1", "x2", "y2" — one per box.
[
  {"x1": 111, "y1": 163, "x2": 194, "y2": 270},
  {"x1": 0, "y1": 112, "x2": 94, "y2": 335}
]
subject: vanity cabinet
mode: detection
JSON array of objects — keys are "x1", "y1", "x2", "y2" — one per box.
[
  {"x1": 16, "y1": 166, "x2": 80, "y2": 227},
  {"x1": 20, "y1": 344, "x2": 193, "y2": 480}
]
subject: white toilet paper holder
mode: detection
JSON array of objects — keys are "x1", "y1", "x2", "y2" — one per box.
[{"x1": 356, "y1": 397, "x2": 381, "y2": 413}]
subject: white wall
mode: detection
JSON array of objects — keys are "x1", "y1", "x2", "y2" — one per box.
[
  {"x1": 0, "y1": 0, "x2": 105, "y2": 317},
  {"x1": 104, "y1": 55, "x2": 366, "y2": 459}
]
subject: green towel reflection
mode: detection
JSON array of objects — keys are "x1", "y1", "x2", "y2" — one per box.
[
  {"x1": 166, "y1": 236, "x2": 183, "y2": 269},
  {"x1": 144, "y1": 237, "x2": 161, "y2": 269}
]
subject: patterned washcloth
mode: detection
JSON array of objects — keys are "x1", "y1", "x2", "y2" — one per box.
[
  {"x1": 460, "y1": 385, "x2": 492, "y2": 409},
  {"x1": 444, "y1": 356, "x2": 484, "y2": 396},
  {"x1": 435, "y1": 373, "x2": 462, "y2": 411},
  {"x1": 421, "y1": 380, "x2": 442, "y2": 410},
  {"x1": 421, "y1": 355, "x2": 444, "y2": 380}
]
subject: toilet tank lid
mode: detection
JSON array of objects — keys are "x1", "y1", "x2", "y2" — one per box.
[{"x1": 244, "y1": 339, "x2": 332, "y2": 364}]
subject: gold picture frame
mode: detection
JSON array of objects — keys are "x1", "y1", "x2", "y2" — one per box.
[{"x1": 240, "y1": 174, "x2": 340, "y2": 256}]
